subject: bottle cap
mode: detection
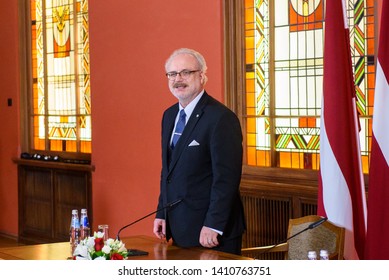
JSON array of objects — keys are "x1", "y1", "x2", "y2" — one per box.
[
  {"x1": 81, "y1": 209, "x2": 87, "y2": 214},
  {"x1": 72, "y1": 209, "x2": 78, "y2": 215},
  {"x1": 307, "y1": 250, "x2": 317, "y2": 259},
  {"x1": 320, "y1": 249, "x2": 329, "y2": 259}
]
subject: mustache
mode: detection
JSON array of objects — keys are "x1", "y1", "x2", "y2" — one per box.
[{"x1": 173, "y1": 82, "x2": 188, "y2": 88}]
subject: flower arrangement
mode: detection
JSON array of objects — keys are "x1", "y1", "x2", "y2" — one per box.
[{"x1": 73, "y1": 232, "x2": 128, "y2": 260}]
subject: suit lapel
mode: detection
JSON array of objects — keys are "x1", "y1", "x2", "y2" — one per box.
[
  {"x1": 163, "y1": 106, "x2": 178, "y2": 170},
  {"x1": 168, "y1": 93, "x2": 209, "y2": 174}
]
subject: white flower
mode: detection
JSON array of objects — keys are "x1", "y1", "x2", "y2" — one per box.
[
  {"x1": 105, "y1": 238, "x2": 115, "y2": 246},
  {"x1": 117, "y1": 243, "x2": 127, "y2": 253},
  {"x1": 73, "y1": 244, "x2": 91, "y2": 260},
  {"x1": 94, "y1": 231, "x2": 105, "y2": 239},
  {"x1": 102, "y1": 245, "x2": 112, "y2": 254},
  {"x1": 86, "y1": 237, "x2": 95, "y2": 250},
  {"x1": 94, "y1": 256, "x2": 107, "y2": 260},
  {"x1": 72, "y1": 234, "x2": 128, "y2": 260}
]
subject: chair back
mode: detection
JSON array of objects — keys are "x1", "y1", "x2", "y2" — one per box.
[{"x1": 287, "y1": 215, "x2": 345, "y2": 260}]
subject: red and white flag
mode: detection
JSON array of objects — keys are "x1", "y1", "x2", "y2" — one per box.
[
  {"x1": 365, "y1": 1, "x2": 389, "y2": 260},
  {"x1": 317, "y1": 0, "x2": 367, "y2": 260}
]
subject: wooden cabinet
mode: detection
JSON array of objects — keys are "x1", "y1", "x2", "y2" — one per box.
[{"x1": 15, "y1": 159, "x2": 94, "y2": 244}]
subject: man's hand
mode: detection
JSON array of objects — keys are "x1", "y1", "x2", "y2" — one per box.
[
  {"x1": 199, "y1": 226, "x2": 219, "y2": 248},
  {"x1": 153, "y1": 218, "x2": 166, "y2": 240}
]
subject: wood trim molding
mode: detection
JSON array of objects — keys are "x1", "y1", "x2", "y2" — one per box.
[
  {"x1": 242, "y1": 165, "x2": 319, "y2": 186},
  {"x1": 223, "y1": 0, "x2": 245, "y2": 114},
  {"x1": 13, "y1": 158, "x2": 95, "y2": 172},
  {"x1": 18, "y1": 0, "x2": 31, "y2": 152}
]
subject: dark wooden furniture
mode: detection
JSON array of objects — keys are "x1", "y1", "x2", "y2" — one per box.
[
  {"x1": 240, "y1": 167, "x2": 319, "y2": 258},
  {"x1": 0, "y1": 235, "x2": 252, "y2": 260},
  {"x1": 14, "y1": 158, "x2": 94, "y2": 245}
]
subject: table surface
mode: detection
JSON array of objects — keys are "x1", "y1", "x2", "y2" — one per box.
[{"x1": 0, "y1": 235, "x2": 252, "y2": 260}]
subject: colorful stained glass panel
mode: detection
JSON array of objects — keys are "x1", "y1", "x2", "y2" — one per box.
[
  {"x1": 244, "y1": 0, "x2": 375, "y2": 173},
  {"x1": 31, "y1": 0, "x2": 91, "y2": 154}
]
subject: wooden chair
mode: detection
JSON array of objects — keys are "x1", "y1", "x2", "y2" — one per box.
[{"x1": 241, "y1": 215, "x2": 345, "y2": 260}]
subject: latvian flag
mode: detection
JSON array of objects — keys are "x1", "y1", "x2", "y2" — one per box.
[
  {"x1": 317, "y1": 0, "x2": 367, "y2": 260},
  {"x1": 365, "y1": 0, "x2": 389, "y2": 260}
]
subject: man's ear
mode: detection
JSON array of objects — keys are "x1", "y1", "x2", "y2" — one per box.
[{"x1": 200, "y1": 72, "x2": 206, "y2": 84}]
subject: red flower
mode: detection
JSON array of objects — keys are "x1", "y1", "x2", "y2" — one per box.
[
  {"x1": 94, "y1": 238, "x2": 104, "y2": 252},
  {"x1": 110, "y1": 253, "x2": 124, "y2": 260}
]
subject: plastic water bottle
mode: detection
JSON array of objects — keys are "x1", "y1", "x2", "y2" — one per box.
[
  {"x1": 320, "y1": 249, "x2": 329, "y2": 260},
  {"x1": 69, "y1": 209, "x2": 80, "y2": 255},
  {"x1": 80, "y1": 208, "x2": 90, "y2": 240},
  {"x1": 307, "y1": 250, "x2": 317, "y2": 260}
]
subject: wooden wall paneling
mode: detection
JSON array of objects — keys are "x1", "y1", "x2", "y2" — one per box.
[
  {"x1": 15, "y1": 159, "x2": 93, "y2": 244},
  {"x1": 55, "y1": 170, "x2": 92, "y2": 241},
  {"x1": 240, "y1": 171, "x2": 318, "y2": 259},
  {"x1": 20, "y1": 167, "x2": 53, "y2": 240}
]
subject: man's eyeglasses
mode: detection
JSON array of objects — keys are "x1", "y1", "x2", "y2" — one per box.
[{"x1": 166, "y1": 70, "x2": 201, "y2": 81}]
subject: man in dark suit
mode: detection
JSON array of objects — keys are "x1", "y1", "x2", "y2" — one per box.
[{"x1": 153, "y1": 48, "x2": 245, "y2": 255}]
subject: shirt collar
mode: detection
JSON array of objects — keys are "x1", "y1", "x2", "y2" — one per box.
[{"x1": 179, "y1": 90, "x2": 204, "y2": 121}]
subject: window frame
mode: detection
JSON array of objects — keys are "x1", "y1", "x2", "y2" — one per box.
[
  {"x1": 18, "y1": 0, "x2": 91, "y2": 161},
  {"x1": 222, "y1": 0, "x2": 372, "y2": 184}
]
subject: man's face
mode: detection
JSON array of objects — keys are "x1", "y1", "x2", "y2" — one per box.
[{"x1": 166, "y1": 53, "x2": 205, "y2": 107}]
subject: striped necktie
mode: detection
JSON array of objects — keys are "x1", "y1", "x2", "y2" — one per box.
[{"x1": 171, "y1": 109, "x2": 186, "y2": 148}]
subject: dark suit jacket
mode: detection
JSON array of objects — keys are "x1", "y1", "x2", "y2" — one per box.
[{"x1": 156, "y1": 92, "x2": 245, "y2": 248}]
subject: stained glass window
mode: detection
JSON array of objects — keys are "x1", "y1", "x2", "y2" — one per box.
[
  {"x1": 30, "y1": 0, "x2": 91, "y2": 154},
  {"x1": 244, "y1": 0, "x2": 375, "y2": 173}
]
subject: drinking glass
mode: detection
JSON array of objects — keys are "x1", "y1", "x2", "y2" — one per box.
[{"x1": 98, "y1": 224, "x2": 109, "y2": 241}]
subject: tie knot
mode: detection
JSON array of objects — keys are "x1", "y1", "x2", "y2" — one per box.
[{"x1": 179, "y1": 109, "x2": 186, "y2": 119}]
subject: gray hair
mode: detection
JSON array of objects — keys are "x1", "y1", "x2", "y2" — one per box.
[{"x1": 165, "y1": 48, "x2": 208, "y2": 84}]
